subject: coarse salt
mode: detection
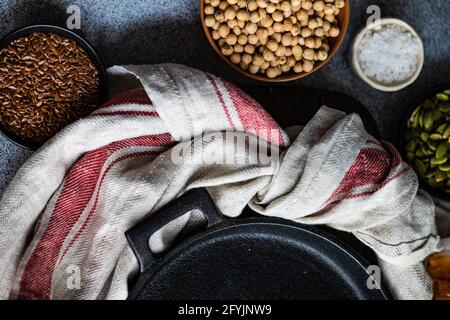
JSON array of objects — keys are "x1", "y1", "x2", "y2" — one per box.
[{"x1": 358, "y1": 24, "x2": 420, "y2": 84}]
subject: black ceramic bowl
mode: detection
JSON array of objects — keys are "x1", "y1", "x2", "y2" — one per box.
[
  {"x1": 399, "y1": 83, "x2": 450, "y2": 202},
  {"x1": 0, "y1": 24, "x2": 109, "y2": 150}
]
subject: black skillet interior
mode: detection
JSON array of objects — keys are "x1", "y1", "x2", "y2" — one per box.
[{"x1": 126, "y1": 189, "x2": 390, "y2": 300}]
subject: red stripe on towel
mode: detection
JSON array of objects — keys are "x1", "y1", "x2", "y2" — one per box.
[
  {"x1": 205, "y1": 74, "x2": 236, "y2": 129},
  {"x1": 17, "y1": 134, "x2": 172, "y2": 300},
  {"x1": 222, "y1": 81, "x2": 286, "y2": 147}
]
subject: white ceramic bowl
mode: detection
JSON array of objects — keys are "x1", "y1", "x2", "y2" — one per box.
[{"x1": 350, "y1": 18, "x2": 424, "y2": 92}]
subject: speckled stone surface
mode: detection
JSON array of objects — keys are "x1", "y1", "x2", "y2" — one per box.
[{"x1": 1, "y1": 0, "x2": 450, "y2": 196}]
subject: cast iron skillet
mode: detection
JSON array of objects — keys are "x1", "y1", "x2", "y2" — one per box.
[{"x1": 126, "y1": 188, "x2": 390, "y2": 300}]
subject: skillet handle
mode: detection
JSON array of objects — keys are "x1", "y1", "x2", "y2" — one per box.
[{"x1": 125, "y1": 188, "x2": 224, "y2": 273}]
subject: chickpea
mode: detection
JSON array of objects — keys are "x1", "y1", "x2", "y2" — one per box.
[
  {"x1": 221, "y1": 44, "x2": 234, "y2": 56},
  {"x1": 248, "y1": 34, "x2": 259, "y2": 45},
  {"x1": 212, "y1": 30, "x2": 220, "y2": 40},
  {"x1": 280, "y1": 1, "x2": 291, "y2": 12},
  {"x1": 301, "y1": 1, "x2": 313, "y2": 10},
  {"x1": 249, "y1": 64, "x2": 260, "y2": 74},
  {"x1": 303, "y1": 60, "x2": 314, "y2": 72},
  {"x1": 230, "y1": 52, "x2": 241, "y2": 64},
  {"x1": 247, "y1": 0, "x2": 258, "y2": 11},
  {"x1": 237, "y1": 20, "x2": 246, "y2": 28},
  {"x1": 308, "y1": 18, "x2": 319, "y2": 29},
  {"x1": 252, "y1": 54, "x2": 265, "y2": 66},
  {"x1": 272, "y1": 10, "x2": 284, "y2": 22},
  {"x1": 224, "y1": 7, "x2": 237, "y2": 20},
  {"x1": 205, "y1": 16, "x2": 216, "y2": 28},
  {"x1": 283, "y1": 19, "x2": 293, "y2": 31},
  {"x1": 281, "y1": 33, "x2": 292, "y2": 46},
  {"x1": 321, "y1": 42, "x2": 330, "y2": 52},
  {"x1": 227, "y1": 19, "x2": 238, "y2": 28},
  {"x1": 292, "y1": 45, "x2": 303, "y2": 59},
  {"x1": 240, "y1": 61, "x2": 249, "y2": 70},
  {"x1": 227, "y1": 0, "x2": 238, "y2": 4},
  {"x1": 244, "y1": 44, "x2": 256, "y2": 54},
  {"x1": 205, "y1": 5, "x2": 215, "y2": 15},
  {"x1": 238, "y1": 34, "x2": 248, "y2": 45},
  {"x1": 291, "y1": 35, "x2": 299, "y2": 46},
  {"x1": 226, "y1": 33, "x2": 238, "y2": 45},
  {"x1": 250, "y1": 11, "x2": 261, "y2": 23},
  {"x1": 263, "y1": 48, "x2": 275, "y2": 62},
  {"x1": 302, "y1": 48, "x2": 315, "y2": 60},
  {"x1": 256, "y1": 28, "x2": 269, "y2": 41},
  {"x1": 324, "y1": 4, "x2": 335, "y2": 15},
  {"x1": 261, "y1": 16, "x2": 274, "y2": 28},
  {"x1": 219, "y1": 1, "x2": 228, "y2": 10},
  {"x1": 246, "y1": 22, "x2": 258, "y2": 34},
  {"x1": 266, "y1": 66, "x2": 279, "y2": 78},
  {"x1": 291, "y1": 0, "x2": 301, "y2": 7},
  {"x1": 236, "y1": 9, "x2": 249, "y2": 21},
  {"x1": 301, "y1": 27, "x2": 313, "y2": 38},
  {"x1": 257, "y1": 0, "x2": 268, "y2": 8},
  {"x1": 314, "y1": 37, "x2": 322, "y2": 48},
  {"x1": 335, "y1": 0, "x2": 345, "y2": 9},
  {"x1": 293, "y1": 63, "x2": 304, "y2": 73},
  {"x1": 272, "y1": 32, "x2": 282, "y2": 42},
  {"x1": 261, "y1": 61, "x2": 270, "y2": 70},
  {"x1": 315, "y1": 27, "x2": 324, "y2": 37},
  {"x1": 281, "y1": 64, "x2": 291, "y2": 73},
  {"x1": 267, "y1": 3, "x2": 277, "y2": 13},
  {"x1": 210, "y1": 0, "x2": 220, "y2": 7},
  {"x1": 275, "y1": 44, "x2": 286, "y2": 57},
  {"x1": 296, "y1": 9, "x2": 309, "y2": 21},
  {"x1": 313, "y1": 0, "x2": 325, "y2": 12},
  {"x1": 329, "y1": 26, "x2": 340, "y2": 37},
  {"x1": 266, "y1": 39, "x2": 279, "y2": 52},
  {"x1": 324, "y1": 14, "x2": 335, "y2": 23},
  {"x1": 214, "y1": 10, "x2": 225, "y2": 22},
  {"x1": 285, "y1": 47, "x2": 292, "y2": 56},
  {"x1": 291, "y1": 26, "x2": 300, "y2": 36},
  {"x1": 273, "y1": 22, "x2": 284, "y2": 33},
  {"x1": 259, "y1": 8, "x2": 267, "y2": 19},
  {"x1": 287, "y1": 56, "x2": 296, "y2": 67},
  {"x1": 305, "y1": 37, "x2": 315, "y2": 49},
  {"x1": 218, "y1": 24, "x2": 231, "y2": 38},
  {"x1": 233, "y1": 26, "x2": 242, "y2": 35},
  {"x1": 242, "y1": 53, "x2": 253, "y2": 64},
  {"x1": 317, "y1": 50, "x2": 328, "y2": 61},
  {"x1": 234, "y1": 43, "x2": 244, "y2": 52}
]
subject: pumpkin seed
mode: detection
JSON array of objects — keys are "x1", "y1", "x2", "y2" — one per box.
[
  {"x1": 431, "y1": 156, "x2": 448, "y2": 165},
  {"x1": 437, "y1": 93, "x2": 449, "y2": 102},
  {"x1": 437, "y1": 123, "x2": 447, "y2": 134},
  {"x1": 439, "y1": 163, "x2": 450, "y2": 172},
  {"x1": 430, "y1": 133, "x2": 444, "y2": 141},
  {"x1": 414, "y1": 159, "x2": 427, "y2": 177},
  {"x1": 406, "y1": 139, "x2": 416, "y2": 152},
  {"x1": 436, "y1": 142, "x2": 448, "y2": 159}
]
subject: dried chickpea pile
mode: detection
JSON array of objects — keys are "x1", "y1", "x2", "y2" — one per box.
[{"x1": 204, "y1": 0, "x2": 345, "y2": 78}]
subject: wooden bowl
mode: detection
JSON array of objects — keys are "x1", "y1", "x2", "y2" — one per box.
[{"x1": 200, "y1": 0, "x2": 350, "y2": 83}]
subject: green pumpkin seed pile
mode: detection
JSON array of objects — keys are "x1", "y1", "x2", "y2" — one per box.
[{"x1": 405, "y1": 89, "x2": 450, "y2": 192}]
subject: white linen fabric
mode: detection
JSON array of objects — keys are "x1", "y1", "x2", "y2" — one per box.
[{"x1": 0, "y1": 64, "x2": 441, "y2": 300}]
